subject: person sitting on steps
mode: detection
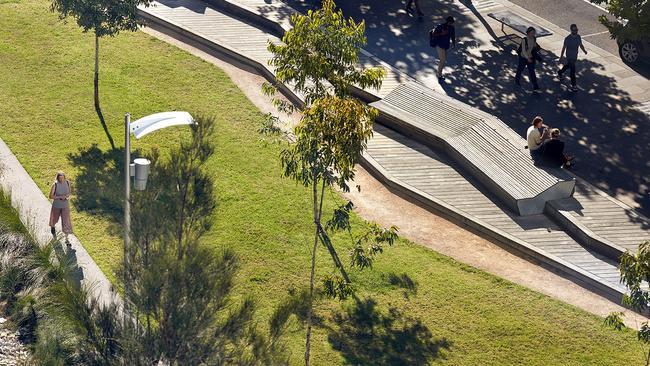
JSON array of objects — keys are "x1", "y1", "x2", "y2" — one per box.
[
  {"x1": 541, "y1": 128, "x2": 574, "y2": 168},
  {"x1": 526, "y1": 116, "x2": 550, "y2": 162}
]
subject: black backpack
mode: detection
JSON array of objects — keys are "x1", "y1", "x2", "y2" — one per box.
[
  {"x1": 429, "y1": 24, "x2": 444, "y2": 47},
  {"x1": 429, "y1": 28, "x2": 437, "y2": 47}
]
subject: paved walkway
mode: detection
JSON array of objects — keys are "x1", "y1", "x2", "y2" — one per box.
[
  {"x1": 138, "y1": 0, "x2": 650, "y2": 300},
  {"x1": 0, "y1": 139, "x2": 119, "y2": 307},
  {"x1": 283, "y1": 0, "x2": 650, "y2": 216}
]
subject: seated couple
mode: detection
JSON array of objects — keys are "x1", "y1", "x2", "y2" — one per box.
[{"x1": 526, "y1": 116, "x2": 574, "y2": 168}]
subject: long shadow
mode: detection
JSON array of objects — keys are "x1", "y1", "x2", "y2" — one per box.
[
  {"x1": 327, "y1": 298, "x2": 451, "y2": 365},
  {"x1": 439, "y1": 41, "x2": 650, "y2": 216}
]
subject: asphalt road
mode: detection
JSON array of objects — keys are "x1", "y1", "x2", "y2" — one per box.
[{"x1": 506, "y1": 0, "x2": 619, "y2": 55}]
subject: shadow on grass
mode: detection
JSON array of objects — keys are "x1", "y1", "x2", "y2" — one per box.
[
  {"x1": 67, "y1": 144, "x2": 146, "y2": 235},
  {"x1": 327, "y1": 298, "x2": 450, "y2": 365},
  {"x1": 385, "y1": 272, "x2": 417, "y2": 299}
]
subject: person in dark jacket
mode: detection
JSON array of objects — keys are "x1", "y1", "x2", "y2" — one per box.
[
  {"x1": 432, "y1": 16, "x2": 456, "y2": 80},
  {"x1": 541, "y1": 128, "x2": 573, "y2": 168}
]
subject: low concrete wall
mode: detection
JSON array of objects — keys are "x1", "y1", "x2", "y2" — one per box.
[{"x1": 0, "y1": 138, "x2": 119, "y2": 307}]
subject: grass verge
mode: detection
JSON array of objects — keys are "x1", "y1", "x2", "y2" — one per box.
[{"x1": 0, "y1": 0, "x2": 643, "y2": 364}]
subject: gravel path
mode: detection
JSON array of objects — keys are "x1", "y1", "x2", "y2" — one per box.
[{"x1": 0, "y1": 319, "x2": 30, "y2": 366}]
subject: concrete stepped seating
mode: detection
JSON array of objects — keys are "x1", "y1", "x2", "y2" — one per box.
[{"x1": 370, "y1": 82, "x2": 575, "y2": 216}]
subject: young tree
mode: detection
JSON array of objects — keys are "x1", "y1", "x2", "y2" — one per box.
[
  {"x1": 124, "y1": 115, "x2": 288, "y2": 365},
  {"x1": 590, "y1": 0, "x2": 650, "y2": 41},
  {"x1": 50, "y1": 0, "x2": 151, "y2": 150},
  {"x1": 604, "y1": 240, "x2": 650, "y2": 365},
  {"x1": 265, "y1": 1, "x2": 397, "y2": 365}
]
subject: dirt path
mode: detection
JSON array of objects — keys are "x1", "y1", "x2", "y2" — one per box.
[{"x1": 142, "y1": 26, "x2": 646, "y2": 329}]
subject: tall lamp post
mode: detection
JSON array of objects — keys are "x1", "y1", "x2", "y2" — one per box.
[{"x1": 123, "y1": 111, "x2": 194, "y2": 307}]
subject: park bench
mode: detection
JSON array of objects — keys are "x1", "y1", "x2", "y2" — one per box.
[
  {"x1": 370, "y1": 82, "x2": 575, "y2": 216},
  {"x1": 488, "y1": 10, "x2": 552, "y2": 38}
]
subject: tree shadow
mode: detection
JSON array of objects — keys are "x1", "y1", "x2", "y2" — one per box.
[
  {"x1": 327, "y1": 298, "x2": 451, "y2": 365},
  {"x1": 384, "y1": 272, "x2": 417, "y2": 299},
  {"x1": 67, "y1": 144, "x2": 145, "y2": 235}
]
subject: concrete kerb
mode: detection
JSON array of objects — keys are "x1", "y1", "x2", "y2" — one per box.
[
  {"x1": 0, "y1": 138, "x2": 120, "y2": 308},
  {"x1": 137, "y1": 9, "x2": 304, "y2": 109},
  {"x1": 360, "y1": 151, "x2": 627, "y2": 303}
]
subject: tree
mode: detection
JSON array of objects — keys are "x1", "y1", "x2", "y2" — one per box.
[
  {"x1": 50, "y1": 0, "x2": 151, "y2": 150},
  {"x1": 123, "y1": 115, "x2": 288, "y2": 364},
  {"x1": 591, "y1": 0, "x2": 650, "y2": 41},
  {"x1": 604, "y1": 240, "x2": 650, "y2": 365},
  {"x1": 265, "y1": 1, "x2": 397, "y2": 365}
]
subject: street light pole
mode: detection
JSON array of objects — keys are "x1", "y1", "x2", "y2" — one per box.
[
  {"x1": 122, "y1": 110, "x2": 193, "y2": 318},
  {"x1": 124, "y1": 112, "x2": 131, "y2": 308}
]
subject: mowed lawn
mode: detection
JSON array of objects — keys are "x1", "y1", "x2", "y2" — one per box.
[{"x1": 0, "y1": 0, "x2": 642, "y2": 364}]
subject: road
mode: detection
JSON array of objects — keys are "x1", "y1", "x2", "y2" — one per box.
[{"x1": 507, "y1": 0, "x2": 619, "y2": 55}]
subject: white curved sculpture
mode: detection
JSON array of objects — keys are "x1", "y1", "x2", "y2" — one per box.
[{"x1": 130, "y1": 111, "x2": 194, "y2": 139}]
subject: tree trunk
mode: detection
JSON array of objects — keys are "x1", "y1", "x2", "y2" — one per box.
[
  {"x1": 94, "y1": 34, "x2": 116, "y2": 150},
  {"x1": 304, "y1": 179, "x2": 320, "y2": 366}
]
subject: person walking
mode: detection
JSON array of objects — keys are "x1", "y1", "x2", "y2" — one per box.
[
  {"x1": 558, "y1": 24, "x2": 587, "y2": 91},
  {"x1": 405, "y1": 0, "x2": 423, "y2": 17},
  {"x1": 515, "y1": 27, "x2": 541, "y2": 91},
  {"x1": 49, "y1": 171, "x2": 73, "y2": 245},
  {"x1": 431, "y1": 16, "x2": 456, "y2": 81}
]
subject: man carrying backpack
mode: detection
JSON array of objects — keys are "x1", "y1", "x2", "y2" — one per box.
[
  {"x1": 429, "y1": 16, "x2": 456, "y2": 81},
  {"x1": 515, "y1": 26, "x2": 542, "y2": 92}
]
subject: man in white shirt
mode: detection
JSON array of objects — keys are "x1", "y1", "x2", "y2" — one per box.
[{"x1": 527, "y1": 116, "x2": 549, "y2": 161}]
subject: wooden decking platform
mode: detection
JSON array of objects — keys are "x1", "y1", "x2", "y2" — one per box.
[
  {"x1": 364, "y1": 125, "x2": 625, "y2": 296},
  {"x1": 140, "y1": 0, "x2": 408, "y2": 100},
  {"x1": 371, "y1": 82, "x2": 576, "y2": 216}
]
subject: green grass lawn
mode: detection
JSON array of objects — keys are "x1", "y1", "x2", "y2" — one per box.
[{"x1": 0, "y1": 0, "x2": 643, "y2": 364}]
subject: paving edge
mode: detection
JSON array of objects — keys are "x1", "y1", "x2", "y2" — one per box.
[
  {"x1": 138, "y1": 5, "x2": 627, "y2": 303},
  {"x1": 138, "y1": 8, "x2": 305, "y2": 109},
  {"x1": 0, "y1": 138, "x2": 120, "y2": 307},
  {"x1": 360, "y1": 151, "x2": 627, "y2": 303}
]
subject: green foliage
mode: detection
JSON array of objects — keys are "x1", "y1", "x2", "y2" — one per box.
[
  {"x1": 267, "y1": 0, "x2": 384, "y2": 108},
  {"x1": 50, "y1": 0, "x2": 149, "y2": 37},
  {"x1": 591, "y1": 0, "x2": 650, "y2": 41},
  {"x1": 605, "y1": 240, "x2": 650, "y2": 365},
  {"x1": 125, "y1": 115, "x2": 288, "y2": 365},
  {"x1": 604, "y1": 312, "x2": 625, "y2": 331}
]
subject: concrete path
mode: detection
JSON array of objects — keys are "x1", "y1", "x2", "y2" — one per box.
[
  {"x1": 283, "y1": 0, "x2": 650, "y2": 216},
  {"x1": 0, "y1": 139, "x2": 119, "y2": 307}
]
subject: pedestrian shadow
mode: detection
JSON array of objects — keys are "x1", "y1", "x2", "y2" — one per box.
[
  {"x1": 53, "y1": 240, "x2": 84, "y2": 288},
  {"x1": 327, "y1": 298, "x2": 451, "y2": 365}
]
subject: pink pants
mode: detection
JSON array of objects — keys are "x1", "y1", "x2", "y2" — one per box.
[{"x1": 49, "y1": 206, "x2": 73, "y2": 234}]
